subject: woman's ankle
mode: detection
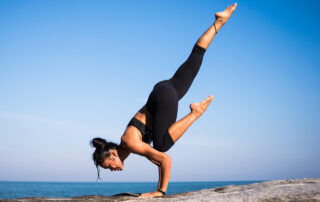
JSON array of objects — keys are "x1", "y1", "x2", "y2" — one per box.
[{"x1": 213, "y1": 21, "x2": 223, "y2": 33}]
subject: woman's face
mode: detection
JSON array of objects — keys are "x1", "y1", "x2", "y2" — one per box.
[{"x1": 101, "y1": 149, "x2": 123, "y2": 171}]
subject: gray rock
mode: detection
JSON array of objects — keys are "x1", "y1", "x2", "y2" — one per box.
[{"x1": 2, "y1": 178, "x2": 320, "y2": 202}]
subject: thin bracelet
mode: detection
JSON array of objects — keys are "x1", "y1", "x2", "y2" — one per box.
[
  {"x1": 157, "y1": 188, "x2": 166, "y2": 195},
  {"x1": 213, "y1": 23, "x2": 218, "y2": 34}
]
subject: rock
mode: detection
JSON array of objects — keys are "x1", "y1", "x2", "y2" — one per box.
[{"x1": 2, "y1": 178, "x2": 320, "y2": 202}]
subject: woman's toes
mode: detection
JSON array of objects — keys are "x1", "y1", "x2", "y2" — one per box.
[
  {"x1": 202, "y1": 95, "x2": 214, "y2": 104},
  {"x1": 190, "y1": 95, "x2": 214, "y2": 116}
]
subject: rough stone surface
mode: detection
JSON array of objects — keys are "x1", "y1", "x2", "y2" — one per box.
[{"x1": 1, "y1": 178, "x2": 319, "y2": 202}]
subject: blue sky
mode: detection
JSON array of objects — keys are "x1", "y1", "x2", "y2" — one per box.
[{"x1": 0, "y1": 0, "x2": 319, "y2": 182}]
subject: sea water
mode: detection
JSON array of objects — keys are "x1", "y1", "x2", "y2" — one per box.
[{"x1": 0, "y1": 181, "x2": 262, "y2": 199}]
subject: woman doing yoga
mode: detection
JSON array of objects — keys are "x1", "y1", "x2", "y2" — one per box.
[{"x1": 90, "y1": 3, "x2": 237, "y2": 198}]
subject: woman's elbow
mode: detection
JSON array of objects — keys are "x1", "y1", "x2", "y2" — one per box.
[{"x1": 161, "y1": 153, "x2": 171, "y2": 166}]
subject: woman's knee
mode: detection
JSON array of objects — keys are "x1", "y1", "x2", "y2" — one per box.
[
  {"x1": 153, "y1": 133, "x2": 175, "y2": 152},
  {"x1": 153, "y1": 143, "x2": 170, "y2": 153}
]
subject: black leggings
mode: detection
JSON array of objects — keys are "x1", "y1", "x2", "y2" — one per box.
[{"x1": 146, "y1": 44, "x2": 206, "y2": 152}]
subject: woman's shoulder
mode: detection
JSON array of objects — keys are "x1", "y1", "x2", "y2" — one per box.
[
  {"x1": 121, "y1": 126, "x2": 155, "y2": 155},
  {"x1": 121, "y1": 126, "x2": 142, "y2": 148}
]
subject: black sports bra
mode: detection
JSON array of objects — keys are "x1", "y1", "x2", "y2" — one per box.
[{"x1": 127, "y1": 117, "x2": 153, "y2": 145}]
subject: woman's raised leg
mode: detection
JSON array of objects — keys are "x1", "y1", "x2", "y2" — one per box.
[
  {"x1": 169, "y1": 3, "x2": 237, "y2": 101},
  {"x1": 168, "y1": 3, "x2": 237, "y2": 143}
]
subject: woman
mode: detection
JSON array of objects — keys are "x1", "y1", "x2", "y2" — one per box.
[{"x1": 90, "y1": 3, "x2": 237, "y2": 198}]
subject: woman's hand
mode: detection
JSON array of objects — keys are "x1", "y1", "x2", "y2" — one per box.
[
  {"x1": 139, "y1": 190, "x2": 164, "y2": 198},
  {"x1": 126, "y1": 140, "x2": 172, "y2": 195}
]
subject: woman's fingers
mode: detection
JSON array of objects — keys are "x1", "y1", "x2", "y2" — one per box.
[
  {"x1": 139, "y1": 192, "x2": 153, "y2": 198},
  {"x1": 139, "y1": 191, "x2": 164, "y2": 198}
]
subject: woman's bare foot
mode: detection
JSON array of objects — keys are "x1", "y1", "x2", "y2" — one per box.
[
  {"x1": 190, "y1": 95, "x2": 214, "y2": 117},
  {"x1": 214, "y1": 3, "x2": 238, "y2": 32}
]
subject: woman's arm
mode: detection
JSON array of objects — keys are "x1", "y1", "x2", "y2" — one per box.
[
  {"x1": 146, "y1": 157, "x2": 162, "y2": 190},
  {"x1": 127, "y1": 141, "x2": 171, "y2": 198},
  {"x1": 157, "y1": 166, "x2": 162, "y2": 190}
]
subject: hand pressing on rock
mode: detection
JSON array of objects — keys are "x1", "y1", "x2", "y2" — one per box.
[{"x1": 139, "y1": 190, "x2": 164, "y2": 198}]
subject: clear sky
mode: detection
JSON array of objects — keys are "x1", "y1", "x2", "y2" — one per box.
[{"x1": 0, "y1": 0, "x2": 319, "y2": 182}]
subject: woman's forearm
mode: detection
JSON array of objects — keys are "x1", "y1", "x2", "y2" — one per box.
[
  {"x1": 159, "y1": 155, "x2": 171, "y2": 192},
  {"x1": 147, "y1": 155, "x2": 167, "y2": 191},
  {"x1": 157, "y1": 166, "x2": 162, "y2": 190},
  {"x1": 146, "y1": 156, "x2": 162, "y2": 190}
]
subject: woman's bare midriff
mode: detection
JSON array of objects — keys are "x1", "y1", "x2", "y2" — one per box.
[{"x1": 133, "y1": 105, "x2": 153, "y2": 130}]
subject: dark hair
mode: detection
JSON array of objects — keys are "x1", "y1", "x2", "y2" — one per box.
[{"x1": 90, "y1": 137, "x2": 119, "y2": 180}]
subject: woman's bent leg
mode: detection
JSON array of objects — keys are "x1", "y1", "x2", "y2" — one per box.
[
  {"x1": 146, "y1": 82, "x2": 213, "y2": 150},
  {"x1": 168, "y1": 95, "x2": 213, "y2": 143},
  {"x1": 146, "y1": 81, "x2": 178, "y2": 152}
]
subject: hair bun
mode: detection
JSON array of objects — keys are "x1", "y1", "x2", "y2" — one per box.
[{"x1": 91, "y1": 137, "x2": 107, "y2": 151}]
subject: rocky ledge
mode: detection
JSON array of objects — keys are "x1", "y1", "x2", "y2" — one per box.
[{"x1": 2, "y1": 178, "x2": 320, "y2": 202}]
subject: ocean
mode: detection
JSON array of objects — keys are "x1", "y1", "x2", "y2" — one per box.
[{"x1": 0, "y1": 181, "x2": 263, "y2": 199}]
